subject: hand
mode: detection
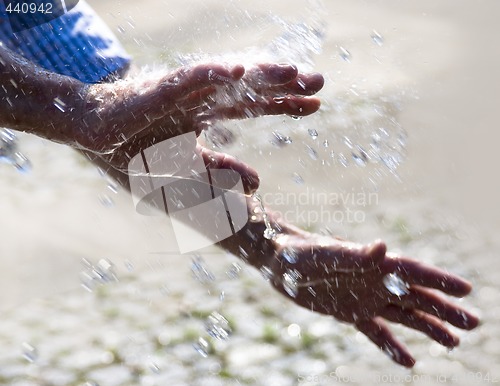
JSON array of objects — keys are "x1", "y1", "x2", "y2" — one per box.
[
  {"x1": 79, "y1": 62, "x2": 324, "y2": 192},
  {"x1": 266, "y1": 230, "x2": 479, "y2": 367}
]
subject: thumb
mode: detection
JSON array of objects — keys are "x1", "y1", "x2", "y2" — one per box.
[{"x1": 198, "y1": 146, "x2": 260, "y2": 195}]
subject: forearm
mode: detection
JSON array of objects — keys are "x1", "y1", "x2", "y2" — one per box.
[
  {"x1": 90, "y1": 156, "x2": 286, "y2": 274},
  {"x1": 0, "y1": 45, "x2": 86, "y2": 143}
]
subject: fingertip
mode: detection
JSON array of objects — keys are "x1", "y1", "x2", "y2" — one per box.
[
  {"x1": 231, "y1": 64, "x2": 245, "y2": 80},
  {"x1": 309, "y1": 72, "x2": 325, "y2": 92},
  {"x1": 242, "y1": 172, "x2": 260, "y2": 195},
  {"x1": 401, "y1": 355, "x2": 416, "y2": 368},
  {"x1": 464, "y1": 313, "x2": 480, "y2": 330}
]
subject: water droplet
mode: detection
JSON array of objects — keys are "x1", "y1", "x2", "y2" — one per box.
[
  {"x1": 226, "y1": 262, "x2": 242, "y2": 279},
  {"x1": 123, "y1": 260, "x2": 134, "y2": 272},
  {"x1": 253, "y1": 192, "x2": 277, "y2": 240},
  {"x1": 21, "y1": 342, "x2": 38, "y2": 363},
  {"x1": 12, "y1": 152, "x2": 31, "y2": 173},
  {"x1": 0, "y1": 129, "x2": 32, "y2": 173},
  {"x1": 291, "y1": 115, "x2": 303, "y2": 120},
  {"x1": 323, "y1": 140, "x2": 329, "y2": 148},
  {"x1": 352, "y1": 152, "x2": 367, "y2": 166},
  {"x1": 338, "y1": 153, "x2": 349, "y2": 167},
  {"x1": 283, "y1": 269, "x2": 301, "y2": 298},
  {"x1": 383, "y1": 273, "x2": 410, "y2": 296},
  {"x1": 98, "y1": 194, "x2": 115, "y2": 208},
  {"x1": 107, "y1": 181, "x2": 119, "y2": 194},
  {"x1": 80, "y1": 258, "x2": 118, "y2": 292},
  {"x1": 271, "y1": 131, "x2": 292, "y2": 146},
  {"x1": 149, "y1": 361, "x2": 161, "y2": 374},
  {"x1": 205, "y1": 311, "x2": 232, "y2": 341},
  {"x1": 263, "y1": 228, "x2": 277, "y2": 240},
  {"x1": 193, "y1": 337, "x2": 209, "y2": 358},
  {"x1": 343, "y1": 136, "x2": 353, "y2": 149},
  {"x1": 287, "y1": 323, "x2": 301, "y2": 337},
  {"x1": 371, "y1": 30, "x2": 384, "y2": 46},
  {"x1": 306, "y1": 145, "x2": 318, "y2": 160},
  {"x1": 292, "y1": 172, "x2": 304, "y2": 185},
  {"x1": 260, "y1": 266, "x2": 274, "y2": 281},
  {"x1": 281, "y1": 247, "x2": 298, "y2": 264},
  {"x1": 191, "y1": 255, "x2": 215, "y2": 285},
  {"x1": 53, "y1": 97, "x2": 66, "y2": 112},
  {"x1": 339, "y1": 46, "x2": 351, "y2": 62},
  {"x1": 0, "y1": 129, "x2": 17, "y2": 161},
  {"x1": 238, "y1": 246, "x2": 249, "y2": 260},
  {"x1": 308, "y1": 129, "x2": 318, "y2": 139},
  {"x1": 307, "y1": 287, "x2": 317, "y2": 297}
]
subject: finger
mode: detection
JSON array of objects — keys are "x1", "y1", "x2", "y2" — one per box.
[
  {"x1": 245, "y1": 63, "x2": 299, "y2": 87},
  {"x1": 202, "y1": 95, "x2": 321, "y2": 121},
  {"x1": 382, "y1": 306, "x2": 460, "y2": 347},
  {"x1": 198, "y1": 146, "x2": 260, "y2": 195},
  {"x1": 107, "y1": 64, "x2": 245, "y2": 141},
  {"x1": 147, "y1": 63, "x2": 245, "y2": 108},
  {"x1": 268, "y1": 73, "x2": 325, "y2": 96},
  {"x1": 394, "y1": 285, "x2": 479, "y2": 330},
  {"x1": 384, "y1": 256, "x2": 473, "y2": 297},
  {"x1": 356, "y1": 317, "x2": 416, "y2": 368}
]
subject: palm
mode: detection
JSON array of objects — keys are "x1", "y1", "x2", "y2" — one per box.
[
  {"x1": 80, "y1": 62, "x2": 323, "y2": 188},
  {"x1": 271, "y1": 233, "x2": 479, "y2": 367}
]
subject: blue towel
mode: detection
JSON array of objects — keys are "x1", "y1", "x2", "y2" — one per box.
[{"x1": 0, "y1": 0, "x2": 131, "y2": 83}]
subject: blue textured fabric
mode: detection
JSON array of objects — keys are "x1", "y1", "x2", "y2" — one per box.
[{"x1": 0, "y1": 0, "x2": 131, "y2": 83}]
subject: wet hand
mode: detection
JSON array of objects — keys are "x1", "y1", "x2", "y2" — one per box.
[
  {"x1": 268, "y1": 232, "x2": 479, "y2": 367},
  {"x1": 80, "y1": 62, "x2": 323, "y2": 192}
]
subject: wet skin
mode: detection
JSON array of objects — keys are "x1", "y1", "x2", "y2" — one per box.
[{"x1": 0, "y1": 46, "x2": 479, "y2": 367}]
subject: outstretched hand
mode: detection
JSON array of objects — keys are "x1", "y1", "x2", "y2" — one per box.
[
  {"x1": 267, "y1": 230, "x2": 479, "y2": 367},
  {"x1": 81, "y1": 62, "x2": 324, "y2": 192}
]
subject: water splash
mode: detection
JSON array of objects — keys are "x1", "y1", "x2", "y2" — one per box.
[
  {"x1": 252, "y1": 192, "x2": 277, "y2": 240},
  {"x1": 383, "y1": 273, "x2": 410, "y2": 296},
  {"x1": 281, "y1": 247, "x2": 299, "y2": 264},
  {"x1": 205, "y1": 311, "x2": 232, "y2": 341},
  {"x1": 308, "y1": 129, "x2": 319, "y2": 139},
  {"x1": 339, "y1": 46, "x2": 351, "y2": 62},
  {"x1": 80, "y1": 258, "x2": 118, "y2": 292},
  {"x1": 226, "y1": 262, "x2": 242, "y2": 279},
  {"x1": 371, "y1": 30, "x2": 384, "y2": 46},
  {"x1": 21, "y1": 342, "x2": 38, "y2": 363},
  {"x1": 191, "y1": 255, "x2": 215, "y2": 285},
  {"x1": 193, "y1": 337, "x2": 210, "y2": 358},
  {"x1": 0, "y1": 129, "x2": 32, "y2": 173},
  {"x1": 282, "y1": 269, "x2": 301, "y2": 298}
]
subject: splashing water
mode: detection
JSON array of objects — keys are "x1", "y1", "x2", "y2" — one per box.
[
  {"x1": 80, "y1": 258, "x2": 118, "y2": 292},
  {"x1": 191, "y1": 255, "x2": 216, "y2": 285},
  {"x1": 193, "y1": 337, "x2": 210, "y2": 358},
  {"x1": 281, "y1": 247, "x2": 299, "y2": 264},
  {"x1": 205, "y1": 311, "x2": 232, "y2": 341},
  {"x1": 383, "y1": 273, "x2": 410, "y2": 296},
  {"x1": 21, "y1": 342, "x2": 38, "y2": 363},
  {"x1": 371, "y1": 30, "x2": 384, "y2": 46},
  {"x1": 282, "y1": 269, "x2": 301, "y2": 298},
  {"x1": 226, "y1": 262, "x2": 242, "y2": 279},
  {"x1": 252, "y1": 192, "x2": 277, "y2": 240},
  {"x1": 0, "y1": 128, "x2": 32, "y2": 173},
  {"x1": 338, "y1": 46, "x2": 351, "y2": 62}
]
